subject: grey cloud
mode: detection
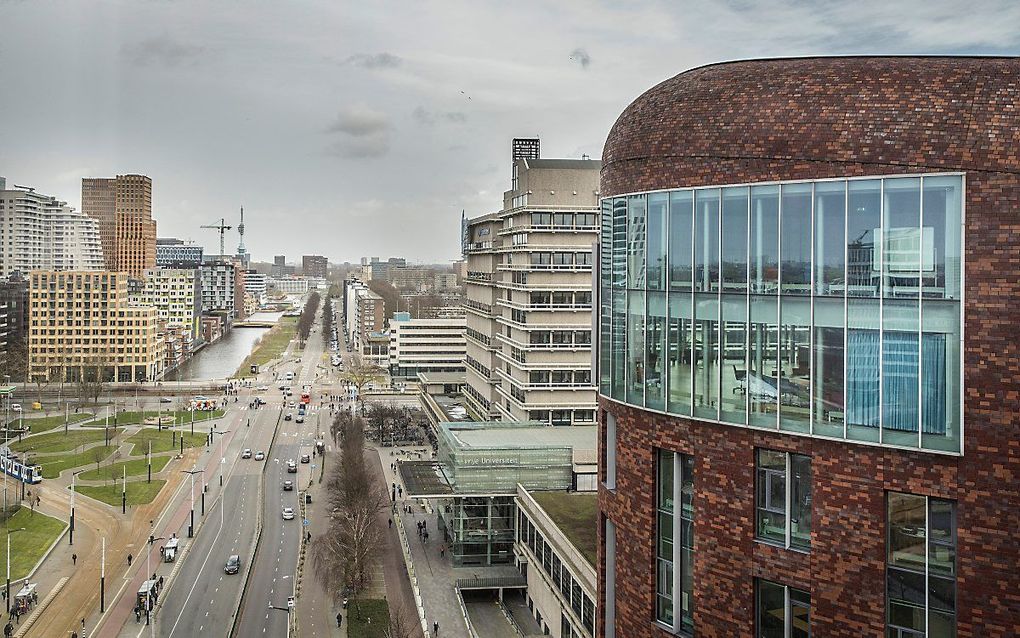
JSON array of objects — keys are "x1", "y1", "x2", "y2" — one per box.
[
  {"x1": 326, "y1": 106, "x2": 389, "y2": 136},
  {"x1": 325, "y1": 137, "x2": 390, "y2": 159},
  {"x1": 569, "y1": 48, "x2": 591, "y2": 69},
  {"x1": 412, "y1": 106, "x2": 468, "y2": 126},
  {"x1": 123, "y1": 35, "x2": 205, "y2": 67},
  {"x1": 343, "y1": 52, "x2": 403, "y2": 69}
]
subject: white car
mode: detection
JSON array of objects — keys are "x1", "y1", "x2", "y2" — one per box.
[
  {"x1": 282, "y1": 507, "x2": 295, "y2": 520},
  {"x1": 254, "y1": 451, "x2": 265, "y2": 461},
  {"x1": 242, "y1": 448, "x2": 252, "y2": 459}
]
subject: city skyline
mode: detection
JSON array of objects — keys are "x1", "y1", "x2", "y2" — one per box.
[{"x1": 2, "y1": 1, "x2": 1018, "y2": 262}]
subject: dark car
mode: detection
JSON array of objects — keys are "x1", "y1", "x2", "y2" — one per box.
[
  {"x1": 300, "y1": 454, "x2": 310, "y2": 464},
  {"x1": 224, "y1": 555, "x2": 241, "y2": 575},
  {"x1": 283, "y1": 480, "x2": 294, "y2": 491}
]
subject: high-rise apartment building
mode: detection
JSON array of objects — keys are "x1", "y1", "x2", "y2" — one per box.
[
  {"x1": 302, "y1": 255, "x2": 328, "y2": 279},
  {"x1": 137, "y1": 269, "x2": 198, "y2": 342},
  {"x1": 199, "y1": 260, "x2": 239, "y2": 318},
  {"x1": 596, "y1": 57, "x2": 1020, "y2": 638},
  {"x1": 462, "y1": 143, "x2": 600, "y2": 427},
  {"x1": 0, "y1": 178, "x2": 104, "y2": 277},
  {"x1": 81, "y1": 174, "x2": 156, "y2": 277},
  {"x1": 28, "y1": 271, "x2": 162, "y2": 382}
]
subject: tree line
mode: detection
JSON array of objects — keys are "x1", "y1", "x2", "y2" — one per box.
[{"x1": 296, "y1": 291, "x2": 321, "y2": 346}]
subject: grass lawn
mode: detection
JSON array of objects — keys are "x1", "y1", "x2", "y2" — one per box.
[
  {"x1": 105, "y1": 409, "x2": 225, "y2": 426},
  {"x1": 78, "y1": 455, "x2": 172, "y2": 482},
  {"x1": 76, "y1": 480, "x2": 166, "y2": 507},
  {"x1": 0, "y1": 507, "x2": 67, "y2": 581},
  {"x1": 5, "y1": 412, "x2": 93, "y2": 434},
  {"x1": 346, "y1": 599, "x2": 390, "y2": 638},
  {"x1": 125, "y1": 428, "x2": 206, "y2": 456},
  {"x1": 235, "y1": 317, "x2": 296, "y2": 378},
  {"x1": 36, "y1": 445, "x2": 118, "y2": 479},
  {"x1": 531, "y1": 491, "x2": 599, "y2": 567},
  {"x1": 8, "y1": 428, "x2": 117, "y2": 454}
]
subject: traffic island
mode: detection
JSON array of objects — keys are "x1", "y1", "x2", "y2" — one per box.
[
  {"x1": 124, "y1": 428, "x2": 207, "y2": 455},
  {"x1": 75, "y1": 480, "x2": 167, "y2": 507},
  {"x1": 0, "y1": 507, "x2": 67, "y2": 581},
  {"x1": 4, "y1": 413, "x2": 93, "y2": 434},
  {"x1": 37, "y1": 445, "x2": 118, "y2": 478},
  {"x1": 8, "y1": 428, "x2": 118, "y2": 454}
]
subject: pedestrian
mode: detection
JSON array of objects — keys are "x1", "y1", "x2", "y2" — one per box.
[
  {"x1": 72, "y1": 552, "x2": 77, "y2": 565},
  {"x1": 71, "y1": 632, "x2": 77, "y2": 638},
  {"x1": 434, "y1": 620, "x2": 440, "y2": 635},
  {"x1": 128, "y1": 553, "x2": 133, "y2": 566},
  {"x1": 135, "y1": 607, "x2": 141, "y2": 623},
  {"x1": 336, "y1": 612, "x2": 343, "y2": 628},
  {"x1": 388, "y1": 518, "x2": 392, "y2": 528},
  {"x1": 441, "y1": 545, "x2": 445, "y2": 558}
]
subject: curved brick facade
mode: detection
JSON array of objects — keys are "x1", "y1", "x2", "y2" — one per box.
[{"x1": 598, "y1": 57, "x2": 1020, "y2": 638}]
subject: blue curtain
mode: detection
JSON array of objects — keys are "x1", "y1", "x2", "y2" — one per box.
[
  {"x1": 921, "y1": 334, "x2": 946, "y2": 435},
  {"x1": 846, "y1": 330, "x2": 879, "y2": 427},
  {"x1": 882, "y1": 332, "x2": 919, "y2": 432}
]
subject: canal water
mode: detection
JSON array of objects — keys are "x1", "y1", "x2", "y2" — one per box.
[{"x1": 172, "y1": 312, "x2": 284, "y2": 381}]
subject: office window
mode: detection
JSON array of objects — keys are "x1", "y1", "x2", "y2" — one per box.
[
  {"x1": 757, "y1": 579, "x2": 811, "y2": 638},
  {"x1": 756, "y1": 449, "x2": 811, "y2": 550},
  {"x1": 657, "y1": 449, "x2": 694, "y2": 633},
  {"x1": 887, "y1": 493, "x2": 956, "y2": 638}
]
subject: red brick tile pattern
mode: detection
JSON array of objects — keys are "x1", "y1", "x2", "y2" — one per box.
[{"x1": 597, "y1": 57, "x2": 1020, "y2": 638}]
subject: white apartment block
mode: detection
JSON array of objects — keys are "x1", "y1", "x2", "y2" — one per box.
[
  {"x1": 199, "y1": 260, "x2": 237, "y2": 316},
  {"x1": 244, "y1": 270, "x2": 268, "y2": 304},
  {"x1": 268, "y1": 276, "x2": 309, "y2": 295},
  {"x1": 0, "y1": 177, "x2": 104, "y2": 277},
  {"x1": 344, "y1": 280, "x2": 384, "y2": 357},
  {"x1": 388, "y1": 315, "x2": 466, "y2": 380},
  {"x1": 463, "y1": 152, "x2": 600, "y2": 426}
]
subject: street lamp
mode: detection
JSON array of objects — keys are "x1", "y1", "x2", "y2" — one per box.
[
  {"x1": 211, "y1": 428, "x2": 230, "y2": 487},
  {"x1": 6, "y1": 527, "x2": 25, "y2": 614},
  {"x1": 70, "y1": 469, "x2": 87, "y2": 545},
  {"x1": 145, "y1": 533, "x2": 165, "y2": 628},
  {"x1": 181, "y1": 468, "x2": 203, "y2": 538}
]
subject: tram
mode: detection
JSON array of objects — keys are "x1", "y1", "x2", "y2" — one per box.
[{"x1": 0, "y1": 452, "x2": 43, "y2": 484}]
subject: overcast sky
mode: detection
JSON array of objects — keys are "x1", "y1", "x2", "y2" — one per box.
[{"x1": 1, "y1": 1, "x2": 1017, "y2": 264}]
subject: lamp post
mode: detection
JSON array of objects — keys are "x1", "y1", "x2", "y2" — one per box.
[
  {"x1": 211, "y1": 428, "x2": 230, "y2": 487},
  {"x1": 147, "y1": 440, "x2": 152, "y2": 483},
  {"x1": 70, "y1": 469, "x2": 86, "y2": 545},
  {"x1": 181, "y1": 468, "x2": 203, "y2": 537},
  {"x1": 6, "y1": 527, "x2": 25, "y2": 614},
  {"x1": 122, "y1": 464, "x2": 127, "y2": 514},
  {"x1": 145, "y1": 533, "x2": 165, "y2": 627},
  {"x1": 100, "y1": 536, "x2": 106, "y2": 612}
]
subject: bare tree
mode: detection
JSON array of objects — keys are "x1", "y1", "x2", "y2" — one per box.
[
  {"x1": 340, "y1": 354, "x2": 384, "y2": 409},
  {"x1": 385, "y1": 603, "x2": 422, "y2": 638},
  {"x1": 90, "y1": 445, "x2": 106, "y2": 472}
]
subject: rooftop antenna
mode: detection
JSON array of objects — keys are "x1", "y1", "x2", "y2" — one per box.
[{"x1": 237, "y1": 206, "x2": 247, "y2": 257}]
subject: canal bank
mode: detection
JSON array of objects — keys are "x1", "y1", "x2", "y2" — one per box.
[{"x1": 172, "y1": 312, "x2": 284, "y2": 381}]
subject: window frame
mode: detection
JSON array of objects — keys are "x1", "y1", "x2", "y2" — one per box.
[{"x1": 755, "y1": 449, "x2": 811, "y2": 551}]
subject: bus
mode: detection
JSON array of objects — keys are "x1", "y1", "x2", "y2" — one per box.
[{"x1": 0, "y1": 453, "x2": 43, "y2": 485}]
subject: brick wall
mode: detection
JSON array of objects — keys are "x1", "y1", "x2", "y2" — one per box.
[{"x1": 597, "y1": 57, "x2": 1020, "y2": 638}]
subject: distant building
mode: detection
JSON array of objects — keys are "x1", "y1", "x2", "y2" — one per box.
[
  {"x1": 81, "y1": 174, "x2": 156, "y2": 277},
  {"x1": 137, "y1": 269, "x2": 199, "y2": 347},
  {"x1": 434, "y1": 272, "x2": 459, "y2": 291},
  {"x1": 199, "y1": 260, "x2": 239, "y2": 318},
  {"x1": 370, "y1": 257, "x2": 406, "y2": 282},
  {"x1": 244, "y1": 270, "x2": 268, "y2": 304},
  {"x1": 0, "y1": 274, "x2": 29, "y2": 346},
  {"x1": 268, "y1": 276, "x2": 309, "y2": 295},
  {"x1": 156, "y1": 238, "x2": 203, "y2": 269},
  {"x1": 344, "y1": 280, "x2": 384, "y2": 356},
  {"x1": 271, "y1": 255, "x2": 294, "y2": 277},
  {"x1": 388, "y1": 314, "x2": 466, "y2": 380},
  {"x1": 302, "y1": 255, "x2": 328, "y2": 279},
  {"x1": 0, "y1": 178, "x2": 104, "y2": 276},
  {"x1": 28, "y1": 271, "x2": 162, "y2": 382}
]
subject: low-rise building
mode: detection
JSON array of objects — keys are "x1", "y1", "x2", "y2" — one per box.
[
  {"x1": 388, "y1": 313, "x2": 466, "y2": 380},
  {"x1": 28, "y1": 271, "x2": 162, "y2": 382},
  {"x1": 268, "y1": 276, "x2": 309, "y2": 295}
]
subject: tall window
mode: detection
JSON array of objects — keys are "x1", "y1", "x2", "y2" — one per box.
[
  {"x1": 656, "y1": 449, "x2": 694, "y2": 633},
  {"x1": 757, "y1": 579, "x2": 811, "y2": 638},
  {"x1": 887, "y1": 493, "x2": 956, "y2": 638},
  {"x1": 756, "y1": 450, "x2": 811, "y2": 550}
]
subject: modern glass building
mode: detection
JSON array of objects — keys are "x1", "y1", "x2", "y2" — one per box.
[{"x1": 596, "y1": 57, "x2": 1020, "y2": 638}]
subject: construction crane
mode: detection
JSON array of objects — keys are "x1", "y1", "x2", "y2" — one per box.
[{"x1": 200, "y1": 218, "x2": 233, "y2": 258}]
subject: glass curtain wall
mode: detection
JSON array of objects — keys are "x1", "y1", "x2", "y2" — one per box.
[{"x1": 601, "y1": 175, "x2": 962, "y2": 453}]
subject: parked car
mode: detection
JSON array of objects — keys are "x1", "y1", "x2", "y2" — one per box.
[
  {"x1": 282, "y1": 507, "x2": 295, "y2": 520},
  {"x1": 254, "y1": 451, "x2": 265, "y2": 461},
  {"x1": 224, "y1": 555, "x2": 241, "y2": 574},
  {"x1": 159, "y1": 397, "x2": 173, "y2": 404},
  {"x1": 242, "y1": 448, "x2": 252, "y2": 459}
]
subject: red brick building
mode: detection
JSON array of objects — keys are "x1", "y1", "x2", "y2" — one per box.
[{"x1": 596, "y1": 57, "x2": 1020, "y2": 638}]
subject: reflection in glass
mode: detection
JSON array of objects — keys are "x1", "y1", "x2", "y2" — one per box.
[
  {"x1": 922, "y1": 175, "x2": 963, "y2": 300},
  {"x1": 749, "y1": 297, "x2": 779, "y2": 428},
  {"x1": 647, "y1": 193, "x2": 668, "y2": 291},
  {"x1": 751, "y1": 185, "x2": 780, "y2": 293},
  {"x1": 847, "y1": 180, "x2": 881, "y2": 297},
  {"x1": 720, "y1": 295, "x2": 747, "y2": 424},
  {"x1": 694, "y1": 189, "x2": 719, "y2": 293},
  {"x1": 781, "y1": 183, "x2": 812, "y2": 292},
  {"x1": 779, "y1": 297, "x2": 811, "y2": 433},
  {"x1": 812, "y1": 298, "x2": 845, "y2": 439},
  {"x1": 656, "y1": 449, "x2": 674, "y2": 625},
  {"x1": 693, "y1": 294, "x2": 718, "y2": 419},
  {"x1": 667, "y1": 292, "x2": 693, "y2": 415},
  {"x1": 626, "y1": 292, "x2": 645, "y2": 405},
  {"x1": 721, "y1": 187, "x2": 748, "y2": 292},
  {"x1": 883, "y1": 177, "x2": 922, "y2": 299},
  {"x1": 756, "y1": 580, "x2": 786, "y2": 638},
  {"x1": 756, "y1": 449, "x2": 786, "y2": 545},
  {"x1": 646, "y1": 293, "x2": 667, "y2": 411},
  {"x1": 611, "y1": 198, "x2": 628, "y2": 289},
  {"x1": 611, "y1": 290, "x2": 626, "y2": 400},
  {"x1": 922, "y1": 300, "x2": 959, "y2": 452},
  {"x1": 669, "y1": 191, "x2": 694, "y2": 291},
  {"x1": 790, "y1": 454, "x2": 812, "y2": 550},
  {"x1": 815, "y1": 181, "x2": 846, "y2": 296},
  {"x1": 628, "y1": 196, "x2": 646, "y2": 289}
]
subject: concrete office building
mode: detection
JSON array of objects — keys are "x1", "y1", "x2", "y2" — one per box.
[
  {"x1": 82, "y1": 174, "x2": 156, "y2": 277},
  {"x1": 302, "y1": 255, "x2": 328, "y2": 279},
  {"x1": 434, "y1": 272, "x2": 459, "y2": 291},
  {"x1": 156, "y1": 238, "x2": 204, "y2": 269},
  {"x1": 388, "y1": 313, "x2": 466, "y2": 380},
  {"x1": 268, "y1": 276, "x2": 309, "y2": 295},
  {"x1": 0, "y1": 178, "x2": 104, "y2": 277},
  {"x1": 28, "y1": 271, "x2": 162, "y2": 382},
  {"x1": 463, "y1": 142, "x2": 600, "y2": 426},
  {"x1": 596, "y1": 57, "x2": 1020, "y2": 638}
]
